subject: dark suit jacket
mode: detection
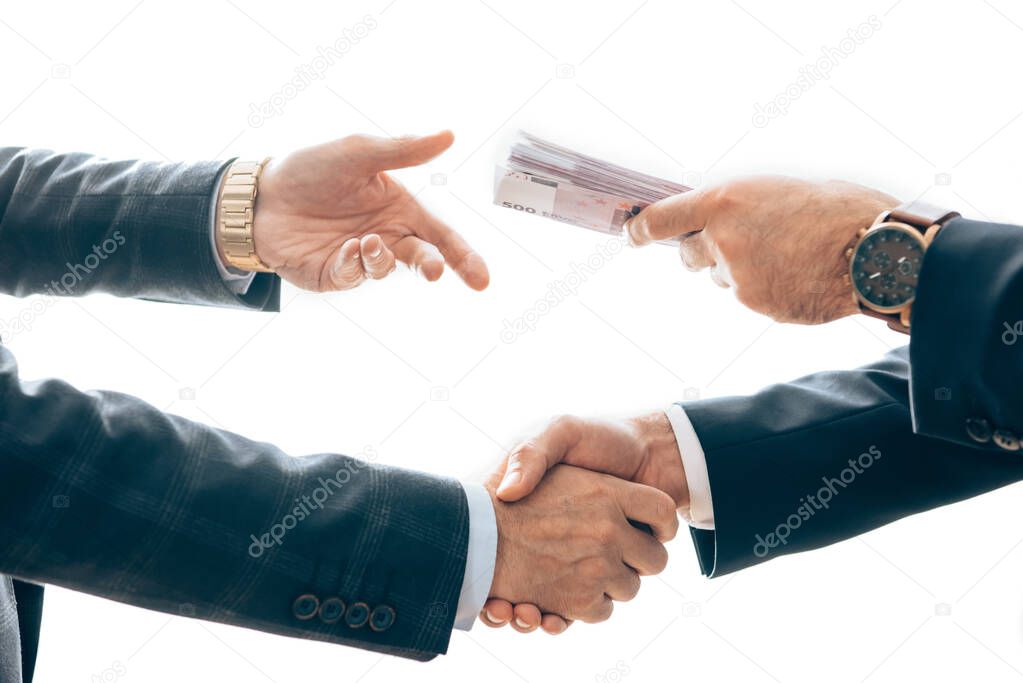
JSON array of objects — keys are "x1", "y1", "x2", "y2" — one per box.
[
  {"x1": 681, "y1": 217, "x2": 1023, "y2": 576},
  {"x1": 0, "y1": 148, "x2": 470, "y2": 682}
]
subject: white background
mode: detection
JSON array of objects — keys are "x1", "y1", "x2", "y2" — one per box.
[{"x1": 2, "y1": 0, "x2": 1023, "y2": 681}]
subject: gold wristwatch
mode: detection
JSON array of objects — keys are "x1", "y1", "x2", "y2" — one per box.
[
  {"x1": 217, "y1": 158, "x2": 274, "y2": 272},
  {"x1": 845, "y1": 201, "x2": 958, "y2": 333}
]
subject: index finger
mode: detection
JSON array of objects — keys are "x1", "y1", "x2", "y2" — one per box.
[
  {"x1": 418, "y1": 212, "x2": 490, "y2": 291},
  {"x1": 626, "y1": 188, "x2": 713, "y2": 246}
]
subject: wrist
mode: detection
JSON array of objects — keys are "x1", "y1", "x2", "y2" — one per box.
[
  {"x1": 216, "y1": 158, "x2": 274, "y2": 273},
  {"x1": 250, "y1": 158, "x2": 282, "y2": 269},
  {"x1": 482, "y1": 482, "x2": 512, "y2": 599},
  {"x1": 629, "y1": 412, "x2": 689, "y2": 509}
]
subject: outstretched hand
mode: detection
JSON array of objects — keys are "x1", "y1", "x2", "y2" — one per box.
[
  {"x1": 241, "y1": 131, "x2": 490, "y2": 292},
  {"x1": 625, "y1": 176, "x2": 897, "y2": 324}
]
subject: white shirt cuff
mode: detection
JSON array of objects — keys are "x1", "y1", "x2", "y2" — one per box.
[
  {"x1": 209, "y1": 168, "x2": 257, "y2": 295},
  {"x1": 453, "y1": 483, "x2": 497, "y2": 630},
  {"x1": 665, "y1": 404, "x2": 715, "y2": 530}
]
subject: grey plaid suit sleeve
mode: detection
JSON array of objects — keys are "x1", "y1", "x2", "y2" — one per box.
[
  {"x1": 0, "y1": 148, "x2": 471, "y2": 663},
  {"x1": 0, "y1": 147, "x2": 279, "y2": 309}
]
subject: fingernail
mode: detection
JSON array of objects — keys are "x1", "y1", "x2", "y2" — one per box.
[
  {"x1": 369, "y1": 244, "x2": 382, "y2": 258},
  {"x1": 485, "y1": 609, "x2": 504, "y2": 624},
  {"x1": 498, "y1": 470, "x2": 522, "y2": 494},
  {"x1": 624, "y1": 219, "x2": 642, "y2": 246},
  {"x1": 514, "y1": 617, "x2": 529, "y2": 629}
]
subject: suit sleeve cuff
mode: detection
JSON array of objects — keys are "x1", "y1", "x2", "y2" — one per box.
[
  {"x1": 453, "y1": 483, "x2": 497, "y2": 630},
  {"x1": 666, "y1": 404, "x2": 715, "y2": 530}
]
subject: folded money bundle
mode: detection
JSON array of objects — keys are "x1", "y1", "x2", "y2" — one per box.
[{"x1": 494, "y1": 131, "x2": 690, "y2": 242}]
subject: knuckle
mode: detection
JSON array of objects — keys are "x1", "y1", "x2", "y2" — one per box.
[
  {"x1": 623, "y1": 573, "x2": 641, "y2": 601},
  {"x1": 579, "y1": 557, "x2": 608, "y2": 581},
  {"x1": 655, "y1": 493, "x2": 679, "y2": 540},
  {"x1": 706, "y1": 183, "x2": 737, "y2": 212},
  {"x1": 342, "y1": 133, "x2": 373, "y2": 148},
  {"x1": 508, "y1": 443, "x2": 536, "y2": 468},
  {"x1": 630, "y1": 212, "x2": 655, "y2": 240},
  {"x1": 647, "y1": 544, "x2": 669, "y2": 575},
  {"x1": 569, "y1": 597, "x2": 591, "y2": 620},
  {"x1": 548, "y1": 414, "x2": 580, "y2": 436},
  {"x1": 588, "y1": 600, "x2": 613, "y2": 623},
  {"x1": 394, "y1": 135, "x2": 416, "y2": 153},
  {"x1": 593, "y1": 517, "x2": 618, "y2": 544}
]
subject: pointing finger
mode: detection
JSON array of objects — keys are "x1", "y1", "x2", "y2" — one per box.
[
  {"x1": 419, "y1": 212, "x2": 490, "y2": 291},
  {"x1": 391, "y1": 235, "x2": 445, "y2": 281}
]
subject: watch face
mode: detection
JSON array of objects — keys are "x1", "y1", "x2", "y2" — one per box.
[{"x1": 850, "y1": 223, "x2": 925, "y2": 311}]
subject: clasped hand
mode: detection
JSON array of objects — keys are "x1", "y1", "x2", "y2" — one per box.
[{"x1": 482, "y1": 414, "x2": 688, "y2": 634}]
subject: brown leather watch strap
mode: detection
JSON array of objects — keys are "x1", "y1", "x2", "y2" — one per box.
[
  {"x1": 887, "y1": 200, "x2": 959, "y2": 230},
  {"x1": 861, "y1": 306, "x2": 909, "y2": 333}
]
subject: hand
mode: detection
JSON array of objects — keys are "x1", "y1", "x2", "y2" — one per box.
[
  {"x1": 481, "y1": 413, "x2": 687, "y2": 634},
  {"x1": 485, "y1": 464, "x2": 678, "y2": 628},
  {"x1": 234, "y1": 130, "x2": 490, "y2": 292},
  {"x1": 625, "y1": 176, "x2": 898, "y2": 324}
]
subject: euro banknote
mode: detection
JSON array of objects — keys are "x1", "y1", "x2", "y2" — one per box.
[{"x1": 493, "y1": 131, "x2": 690, "y2": 242}]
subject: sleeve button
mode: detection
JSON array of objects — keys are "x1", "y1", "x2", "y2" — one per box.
[
  {"x1": 993, "y1": 429, "x2": 1020, "y2": 451},
  {"x1": 966, "y1": 417, "x2": 992, "y2": 444},
  {"x1": 318, "y1": 597, "x2": 346, "y2": 624},
  {"x1": 345, "y1": 601, "x2": 370, "y2": 629},
  {"x1": 292, "y1": 594, "x2": 320, "y2": 621},
  {"x1": 370, "y1": 605, "x2": 396, "y2": 632}
]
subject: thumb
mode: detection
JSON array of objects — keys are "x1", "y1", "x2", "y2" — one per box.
[
  {"x1": 625, "y1": 188, "x2": 711, "y2": 246},
  {"x1": 497, "y1": 416, "x2": 582, "y2": 502},
  {"x1": 363, "y1": 130, "x2": 455, "y2": 172}
]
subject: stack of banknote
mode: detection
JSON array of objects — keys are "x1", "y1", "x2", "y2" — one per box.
[{"x1": 493, "y1": 131, "x2": 690, "y2": 241}]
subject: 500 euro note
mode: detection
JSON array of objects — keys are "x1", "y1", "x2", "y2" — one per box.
[{"x1": 493, "y1": 131, "x2": 691, "y2": 243}]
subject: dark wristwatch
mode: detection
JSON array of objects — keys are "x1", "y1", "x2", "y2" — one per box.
[{"x1": 845, "y1": 201, "x2": 959, "y2": 333}]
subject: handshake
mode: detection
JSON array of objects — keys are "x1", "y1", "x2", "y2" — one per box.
[{"x1": 478, "y1": 412, "x2": 687, "y2": 635}]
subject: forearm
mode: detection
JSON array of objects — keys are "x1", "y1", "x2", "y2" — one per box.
[
  {"x1": 0, "y1": 147, "x2": 276, "y2": 309},
  {"x1": 0, "y1": 343, "x2": 467, "y2": 659},
  {"x1": 682, "y1": 348, "x2": 1023, "y2": 576}
]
